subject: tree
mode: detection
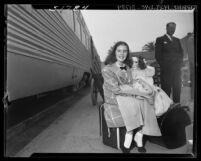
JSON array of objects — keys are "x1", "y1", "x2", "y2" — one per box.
[{"x1": 142, "y1": 41, "x2": 155, "y2": 52}]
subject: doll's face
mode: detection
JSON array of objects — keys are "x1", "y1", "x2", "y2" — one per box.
[
  {"x1": 115, "y1": 45, "x2": 128, "y2": 63},
  {"x1": 132, "y1": 57, "x2": 139, "y2": 68}
]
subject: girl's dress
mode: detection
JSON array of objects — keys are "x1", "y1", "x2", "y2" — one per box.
[{"x1": 102, "y1": 63, "x2": 161, "y2": 136}]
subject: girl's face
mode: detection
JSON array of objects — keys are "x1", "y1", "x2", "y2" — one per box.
[
  {"x1": 115, "y1": 45, "x2": 128, "y2": 63},
  {"x1": 132, "y1": 57, "x2": 139, "y2": 68}
]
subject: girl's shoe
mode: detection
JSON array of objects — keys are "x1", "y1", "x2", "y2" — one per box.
[
  {"x1": 121, "y1": 131, "x2": 133, "y2": 153},
  {"x1": 134, "y1": 132, "x2": 146, "y2": 153},
  {"x1": 121, "y1": 146, "x2": 131, "y2": 153},
  {"x1": 133, "y1": 140, "x2": 147, "y2": 153}
]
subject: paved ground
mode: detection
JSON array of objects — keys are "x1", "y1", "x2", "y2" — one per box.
[{"x1": 10, "y1": 86, "x2": 194, "y2": 157}]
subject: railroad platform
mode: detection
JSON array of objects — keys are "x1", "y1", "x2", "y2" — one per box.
[{"x1": 6, "y1": 86, "x2": 193, "y2": 157}]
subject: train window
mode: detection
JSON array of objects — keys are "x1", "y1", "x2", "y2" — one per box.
[
  {"x1": 59, "y1": 10, "x2": 74, "y2": 31},
  {"x1": 80, "y1": 26, "x2": 90, "y2": 50},
  {"x1": 88, "y1": 38, "x2": 91, "y2": 50},
  {"x1": 84, "y1": 32, "x2": 87, "y2": 49},
  {"x1": 74, "y1": 15, "x2": 81, "y2": 40},
  {"x1": 85, "y1": 35, "x2": 88, "y2": 50},
  {"x1": 81, "y1": 27, "x2": 85, "y2": 45},
  {"x1": 85, "y1": 34, "x2": 89, "y2": 50}
]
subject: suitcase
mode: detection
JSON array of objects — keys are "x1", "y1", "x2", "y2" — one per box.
[
  {"x1": 157, "y1": 103, "x2": 192, "y2": 149},
  {"x1": 99, "y1": 103, "x2": 192, "y2": 150},
  {"x1": 99, "y1": 104, "x2": 127, "y2": 150}
]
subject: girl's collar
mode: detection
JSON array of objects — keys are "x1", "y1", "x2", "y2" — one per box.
[
  {"x1": 132, "y1": 66, "x2": 139, "y2": 70},
  {"x1": 115, "y1": 62, "x2": 126, "y2": 68}
]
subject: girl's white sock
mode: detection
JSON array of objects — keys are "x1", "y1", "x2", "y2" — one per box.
[
  {"x1": 124, "y1": 131, "x2": 133, "y2": 148},
  {"x1": 134, "y1": 131, "x2": 143, "y2": 147}
]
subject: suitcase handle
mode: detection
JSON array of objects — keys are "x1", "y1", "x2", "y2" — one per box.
[{"x1": 99, "y1": 104, "x2": 104, "y2": 136}]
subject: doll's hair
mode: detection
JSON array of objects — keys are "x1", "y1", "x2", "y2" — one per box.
[{"x1": 132, "y1": 56, "x2": 147, "y2": 70}]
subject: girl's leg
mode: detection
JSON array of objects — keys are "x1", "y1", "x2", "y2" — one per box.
[
  {"x1": 134, "y1": 130, "x2": 147, "y2": 153},
  {"x1": 124, "y1": 130, "x2": 133, "y2": 148},
  {"x1": 134, "y1": 130, "x2": 143, "y2": 147}
]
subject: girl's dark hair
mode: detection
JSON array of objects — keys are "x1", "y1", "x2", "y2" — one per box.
[
  {"x1": 104, "y1": 41, "x2": 133, "y2": 68},
  {"x1": 135, "y1": 56, "x2": 147, "y2": 70}
]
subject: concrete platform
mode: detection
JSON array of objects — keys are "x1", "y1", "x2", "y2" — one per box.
[{"x1": 11, "y1": 87, "x2": 194, "y2": 157}]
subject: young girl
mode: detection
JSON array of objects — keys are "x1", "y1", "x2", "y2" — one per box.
[
  {"x1": 102, "y1": 42, "x2": 161, "y2": 153},
  {"x1": 131, "y1": 56, "x2": 173, "y2": 117}
]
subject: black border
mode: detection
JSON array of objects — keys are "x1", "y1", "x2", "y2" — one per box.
[{"x1": 2, "y1": 0, "x2": 200, "y2": 159}]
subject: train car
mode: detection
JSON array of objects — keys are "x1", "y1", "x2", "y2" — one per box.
[
  {"x1": 90, "y1": 38, "x2": 102, "y2": 74},
  {"x1": 89, "y1": 37, "x2": 103, "y2": 105},
  {"x1": 5, "y1": 4, "x2": 101, "y2": 103}
]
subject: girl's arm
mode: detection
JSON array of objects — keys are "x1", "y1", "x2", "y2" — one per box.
[
  {"x1": 102, "y1": 67, "x2": 147, "y2": 96},
  {"x1": 137, "y1": 78, "x2": 154, "y2": 93},
  {"x1": 102, "y1": 67, "x2": 122, "y2": 95},
  {"x1": 132, "y1": 78, "x2": 154, "y2": 97}
]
